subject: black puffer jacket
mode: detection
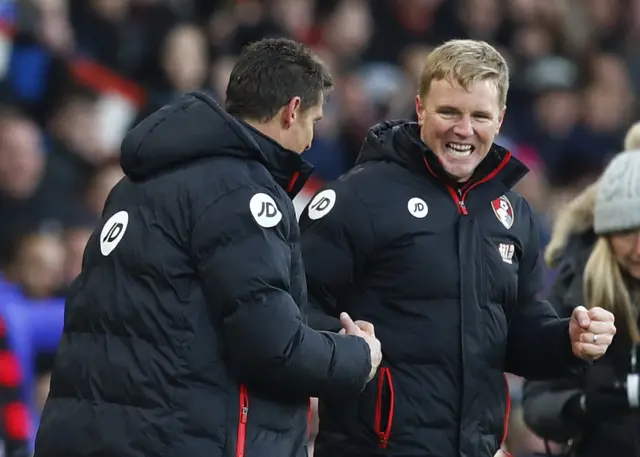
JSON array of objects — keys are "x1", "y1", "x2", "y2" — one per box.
[
  {"x1": 33, "y1": 92, "x2": 372, "y2": 457},
  {"x1": 299, "y1": 121, "x2": 585, "y2": 457},
  {"x1": 522, "y1": 184, "x2": 640, "y2": 457}
]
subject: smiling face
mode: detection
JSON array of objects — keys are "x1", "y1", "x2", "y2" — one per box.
[
  {"x1": 416, "y1": 77, "x2": 505, "y2": 182},
  {"x1": 415, "y1": 39, "x2": 509, "y2": 182},
  {"x1": 610, "y1": 230, "x2": 640, "y2": 280}
]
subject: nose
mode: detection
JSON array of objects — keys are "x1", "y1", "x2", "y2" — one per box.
[
  {"x1": 633, "y1": 232, "x2": 640, "y2": 257},
  {"x1": 452, "y1": 115, "x2": 474, "y2": 137}
]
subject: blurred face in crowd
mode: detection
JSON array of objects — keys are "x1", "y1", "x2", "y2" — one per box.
[
  {"x1": 85, "y1": 164, "x2": 125, "y2": 217},
  {"x1": 610, "y1": 230, "x2": 640, "y2": 280},
  {"x1": 278, "y1": 94, "x2": 324, "y2": 154},
  {"x1": 14, "y1": 234, "x2": 65, "y2": 299},
  {"x1": 322, "y1": 0, "x2": 372, "y2": 59},
  {"x1": 90, "y1": 0, "x2": 130, "y2": 22},
  {"x1": 34, "y1": 0, "x2": 74, "y2": 55},
  {"x1": 416, "y1": 78, "x2": 505, "y2": 182},
  {"x1": 161, "y1": 24, "x2": 208, "y2": 92},
  {"x1": 63, "y1": 228, "x2": 92, "y2": 285},
  {"x1": 51, "y1": 97, "x2": 106, "y2": 163},
  {"x1": 210, "y1": 56, "x2": 236, "y2": 101},
  {"x1": 0, "y1": 119, "x2": 45, "y2": 199}
]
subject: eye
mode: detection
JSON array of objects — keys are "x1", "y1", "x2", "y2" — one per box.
[{"x1": 438, "y1": 109, "x2": 457, "y2": 118}]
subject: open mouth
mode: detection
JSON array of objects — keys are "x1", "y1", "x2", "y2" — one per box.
[{"x1": 446, "y1": 142, "x2": 474, "y2": 158}]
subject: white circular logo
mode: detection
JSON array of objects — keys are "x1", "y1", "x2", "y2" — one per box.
[
  {"x1": 100, "y1": 210, "x2": 129, "y2": 256},
  {"x1": 307, "y1": 189, "x2": 337, "y2": 220},
  {"x1": 250, "y1": 193, "x2": 282, "y2": 228},
  {"x1": 408, "y1": 197, "x2": 428, "y2": 218}
]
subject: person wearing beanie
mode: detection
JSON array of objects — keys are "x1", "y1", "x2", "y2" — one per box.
[{"x1": 523, "y1": 149, "x2": 640, "y2": 457}]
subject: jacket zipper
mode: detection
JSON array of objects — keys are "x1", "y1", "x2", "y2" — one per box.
[
  {"x1": 374, "y1": 367, "x2": 396, "y2": 448},
  {"x1": 422, "y1": 153, "x2": 512, "y2": 215},
  {"x1": 500, "y1": 374, "x2": 512, "y2": 457},
  {"x1": 236, "y1": 384, "x2": 249, "y2": 457}
]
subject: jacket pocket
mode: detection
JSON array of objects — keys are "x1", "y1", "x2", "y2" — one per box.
[
  {"x1": 236, "y1": 384, "x2": 249, "y2": 457},
  {"x1": 374, "y1": 367, "x2": 396, "y2": 448}
]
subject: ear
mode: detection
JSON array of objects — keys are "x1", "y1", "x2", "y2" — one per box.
[
  {"x1": 282, "y1": 96, "x2": 302, "y2": 129},
  {"x1": 415, "y1": 95, "x2": 425, "y2": 126},
  {"x1": 496, "y1": 106, "x2": 506, "y2": 135}
]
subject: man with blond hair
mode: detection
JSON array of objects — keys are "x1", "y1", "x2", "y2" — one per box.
[{"x1": 299, "y1": 39, "x2": 617, "y2": 457}]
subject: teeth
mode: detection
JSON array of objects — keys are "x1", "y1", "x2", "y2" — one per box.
[{"x1": 446, "y1": 143, "x2": 473, "y2": 157}]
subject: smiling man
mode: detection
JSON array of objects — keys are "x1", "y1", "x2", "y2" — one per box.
[{"x1": 298, "y1": 39, "x2": 617, "y2": 457}]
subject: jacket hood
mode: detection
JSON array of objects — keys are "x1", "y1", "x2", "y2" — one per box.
[
  {"x1": 545, "y1": 182, "x2": 598, "y2": 268},
  {"x1": 356, "y1": 120, "x2": 528, "y2": 189},
  {"x1": 119, "y1": 91, "x2": 313, "y2": 196},
  {"x1": 355, "y1": 120, "x2": 413, "y2": 167}
]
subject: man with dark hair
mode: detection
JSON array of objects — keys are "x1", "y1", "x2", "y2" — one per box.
[
  {"x1": 33, "y1": 38, "x2": 381, "y2": 457},
  {"x1": 226, "y1": 39, "x2": 333, "y2": 123}
]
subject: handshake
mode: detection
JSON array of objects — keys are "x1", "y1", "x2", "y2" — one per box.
[{"x1": 339, "y1": 312, "x2": 383, "y2": 382}]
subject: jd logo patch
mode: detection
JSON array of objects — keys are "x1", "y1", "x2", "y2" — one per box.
[
  {"x1": 100, "y1": 211, "x2": 129, "y2": 256},
  {"x1": 408, "y1": 197, "x2": 428, "y2": 218},
  {"x1": 307, "y1": 189, "x2": 337, "y2": 220},
  {"x1": 250, "y1": 193, "x2": 282, "y2": 228}
]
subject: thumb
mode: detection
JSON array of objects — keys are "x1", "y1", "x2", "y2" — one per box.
[
  {"x1": 340, "y1": 312, "x2": 359, "y2": 333},
  {"x1": 573, "y1": 305, "x2": 591, "y2": 329}
]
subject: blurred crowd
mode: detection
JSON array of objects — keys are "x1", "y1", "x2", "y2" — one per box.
[{"x1": 1, "y1": 0, "x2": 639, "y2": 455}]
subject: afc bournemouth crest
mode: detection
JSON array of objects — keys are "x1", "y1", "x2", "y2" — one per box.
[{"x1": 491, "y1": 195, "x2": 514, "y2": 230}]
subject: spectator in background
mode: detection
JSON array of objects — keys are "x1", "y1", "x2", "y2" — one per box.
[
  {"x1": 82, "y1": 160, "x2": 124, "y2": 218},
  {"x1": 0, "y1": 107, "x2": 65, "y2": 268},
  {"x1": 522, "y1": 124, "x2": 640, "y2": 457},
  {"x1": 45, "y1": 86, "x2": 112, "y2": 193},
  {"x1": 4, "y1": 233, "x2": 64, "y2": 300},
  {"x1": 142, "y1": 22, "x2": 209, "y2": 117}
]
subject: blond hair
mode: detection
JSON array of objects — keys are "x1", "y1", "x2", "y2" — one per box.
[
  {"x1": 624, "y1": 121, "x2": 640, "y2": 150},
  {"x1": 584, "y1": 238, "x2": 640, "y2": 342},
  {"x1": 419, "y1": 39, "x2": 509, "y2": 107},
  {"x1": 583, "y1": 130, "x2": 640, "y2": 341}
]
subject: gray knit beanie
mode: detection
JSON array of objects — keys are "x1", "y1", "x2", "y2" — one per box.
[{"x1": 594, "y1": 149, "x2": 640, "y2": 235}]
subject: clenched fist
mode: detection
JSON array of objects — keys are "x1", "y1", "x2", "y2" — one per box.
[{"x1": 570, "y1": 305, "x2": 616, "y2": 361}]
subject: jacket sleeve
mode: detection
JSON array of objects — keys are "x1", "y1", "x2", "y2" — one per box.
[
  {"x1": 191, "y1": 186, "x2": 371, "y2": 398},
  {"x1": 298, "y1": 181, "x2": 376, "y2": 332},
  {"x1": 505, "y1": 204, "x2": 588, "y2": 379},
  {"x1": 522, "y1": 378, "x2": 584, "y2": 443},
  {"x1": 521, "y1": 256, "x2": 589, "y2": 443}
]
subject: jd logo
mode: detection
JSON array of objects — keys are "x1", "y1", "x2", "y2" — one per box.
[
  {"x1": 408, "y1": 197, "x2": 428, "y2": 218},
  {"x1": 307, "y1": 189, "x2": 336, "y2": 220},
  {"x1": 100, "y1": 211, "x2": 129, "y2": 256},
  {"x1": 250, "y1": 193, "x2": 282, "y2": 228}
]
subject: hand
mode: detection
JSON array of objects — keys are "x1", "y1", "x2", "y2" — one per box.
[
  {"x1": 570, "y1": 306, "x2": 616, "y2": 361},
  {"x1": 339, "y1": 312, "x2": 382, "y2": 381}
]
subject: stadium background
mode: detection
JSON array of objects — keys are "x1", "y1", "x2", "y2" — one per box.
[{"x1": 1, "y1": 0, "x2": 639, "y2": 455}]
